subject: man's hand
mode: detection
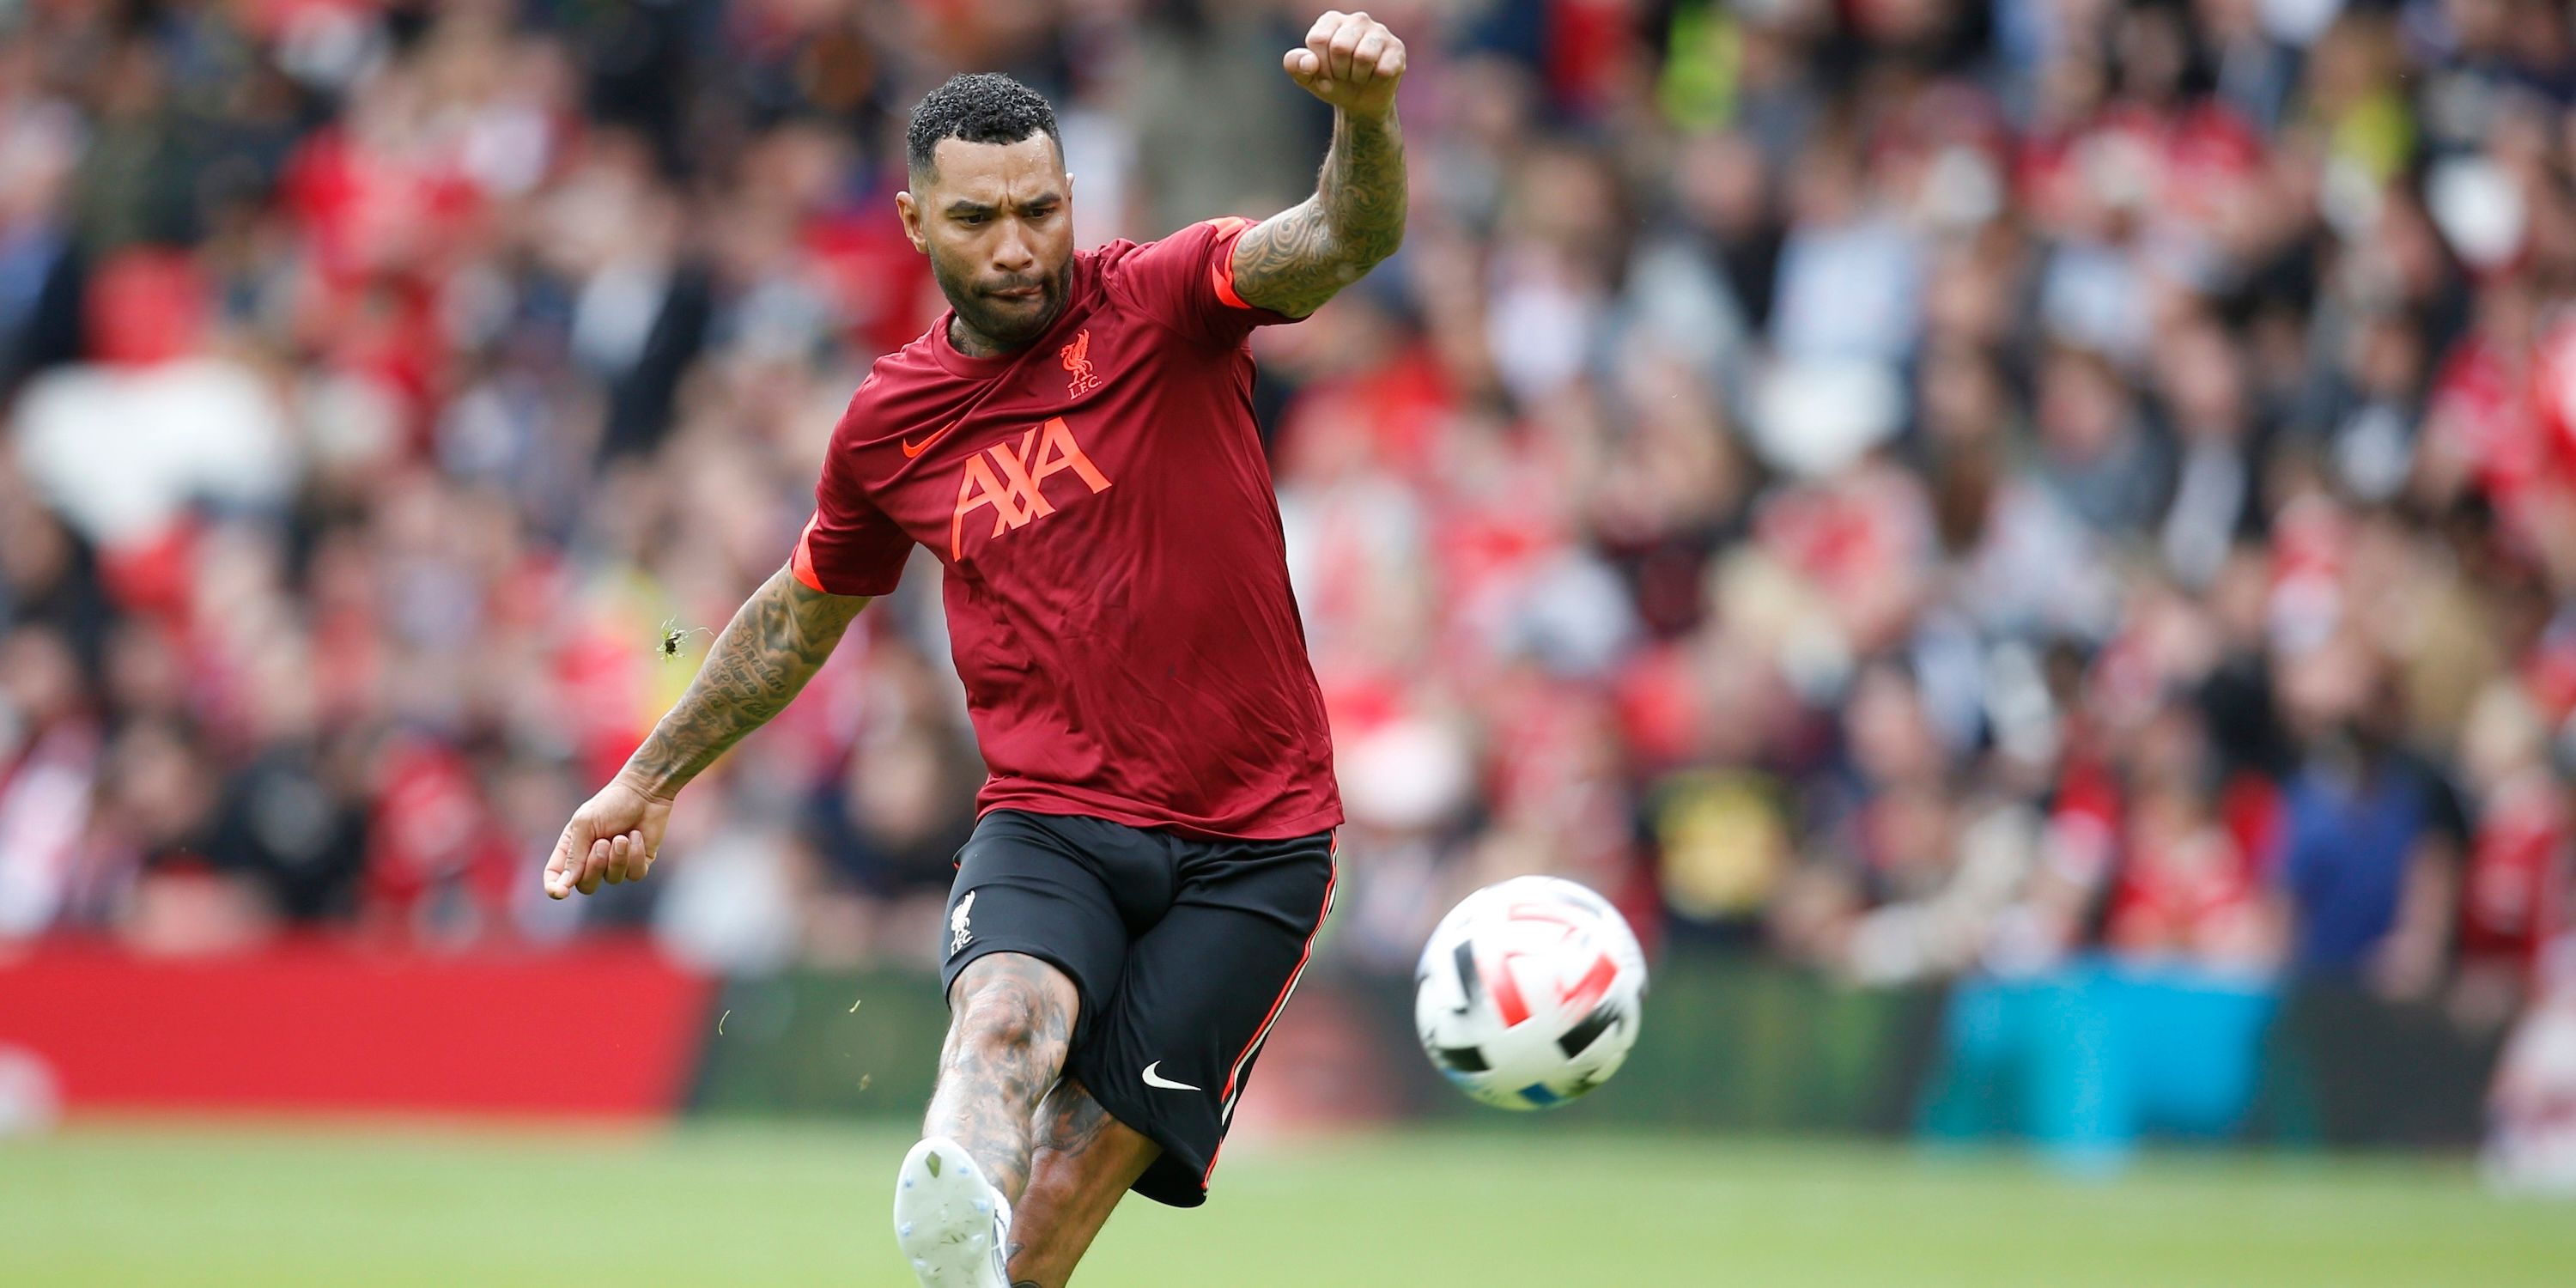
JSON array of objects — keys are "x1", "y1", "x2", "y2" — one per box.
[
  {"x1": 544, "y1": 775, "x2": 674, "y2": 898},
  {"x1": 1285, "y1": 10, "x2": 1404, "y2": 118}
]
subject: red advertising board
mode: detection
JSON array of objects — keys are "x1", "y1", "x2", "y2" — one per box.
[{"x1": 0, "y1": 938, "x2": 714, "y2": 1115}]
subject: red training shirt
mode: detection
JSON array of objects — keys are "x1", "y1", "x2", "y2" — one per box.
[{"x1": 792, "y1": 218, "x2": 1343, "y2": 840}]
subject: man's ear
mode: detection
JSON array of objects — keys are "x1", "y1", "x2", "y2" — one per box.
[{"x1": 896, "y1": 190, "x2": 927, "y2": 254}]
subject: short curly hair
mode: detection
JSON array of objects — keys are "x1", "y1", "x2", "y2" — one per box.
[{"x1": 906, "y1": 73, "x2": 1062, "y2": 181}]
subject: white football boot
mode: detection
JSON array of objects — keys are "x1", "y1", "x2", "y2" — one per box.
[{"x1": 893, "y1": 1137, "x2": 1013, "y2": 1287}]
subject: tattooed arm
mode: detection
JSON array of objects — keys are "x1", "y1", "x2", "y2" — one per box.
[
  {"x1": 1229, "y1": 11, "x2": 1407, "y2": 319},
  {"x1": 544, "y1": 566, "x2": 869, "y2": 897}
]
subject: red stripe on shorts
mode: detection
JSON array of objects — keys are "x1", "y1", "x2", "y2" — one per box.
[{"x1": 1200, "y1": 841, "x2": 1337, "y2": 1188}]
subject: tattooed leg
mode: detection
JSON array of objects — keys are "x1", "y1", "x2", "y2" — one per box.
[
  {"x1": 1003, "y1": 1077, "x2": 1161, "y2": 1288},
  {"x1": 926, "y1": 953, "x2": 1078, "y2": 1205}
]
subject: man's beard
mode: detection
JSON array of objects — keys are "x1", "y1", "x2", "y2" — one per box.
[{"x1": 935, "y1": 254, "x2": 1071, "y2": 353}]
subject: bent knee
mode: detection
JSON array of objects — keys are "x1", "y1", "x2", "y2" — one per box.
[{"x1": 948, "y1": 953, "x2": 1078, "y2": 1058}]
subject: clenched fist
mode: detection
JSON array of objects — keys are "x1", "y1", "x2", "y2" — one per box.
[
  {"x1": 544, "y1": 775, "x2": 673, "y2": 898},
  {"x1": 1285, "y1": 11, "x2": 1405, "y2": 118}
]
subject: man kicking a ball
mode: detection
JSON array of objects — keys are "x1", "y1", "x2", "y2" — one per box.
[{"x1": 543, "y1": 13, "x2": 1406, "y2": 1286}]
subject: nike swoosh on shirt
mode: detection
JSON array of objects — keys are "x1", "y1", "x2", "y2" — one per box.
[
  {"x1": 901, "y1": 419, "x2": 964, "y2": 459},
  {"x1": 1140, "y1": 1062, "x2": 1200, "y2": 1092}
]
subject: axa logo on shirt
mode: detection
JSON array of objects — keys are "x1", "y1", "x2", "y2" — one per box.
[{"x1": 949, "y1": 416, "x2": 1113, "y2": 559}]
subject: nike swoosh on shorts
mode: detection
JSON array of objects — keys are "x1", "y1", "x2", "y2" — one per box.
[{"x1": 1140, "y1": 1061, "x2": 1200, "y2": 1091}]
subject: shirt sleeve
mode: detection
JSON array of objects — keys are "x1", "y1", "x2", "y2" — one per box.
[
  {"x1": 791, "y1": 415, "x2": 914, "y2": 598},
  {"x1": 1103, "y1": 216, "x2": 1306, "y2": 347}
]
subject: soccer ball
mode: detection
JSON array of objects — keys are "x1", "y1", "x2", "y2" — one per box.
[{"x1": 1413, "y1": 875, "x2": 1647, "y2": 1110}]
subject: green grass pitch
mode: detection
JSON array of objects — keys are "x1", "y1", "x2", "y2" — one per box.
[{"x1": 3, "y1": 1121, "x2": 2573, "y2": 1286}]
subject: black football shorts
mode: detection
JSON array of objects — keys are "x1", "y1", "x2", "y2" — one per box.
[{"x1": 937, "y1": 809, "x2": 1337, "y2": 1208}]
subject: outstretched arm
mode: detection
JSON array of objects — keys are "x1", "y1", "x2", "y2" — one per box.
[
  {"x1": 544, "y1": 565, "x2": 870, "y2": 898},
  {"x1": 1229, "y1": 10, "x2": 1407, "y2": 319}
]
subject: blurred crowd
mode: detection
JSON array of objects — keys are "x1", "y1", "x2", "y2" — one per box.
[{"x1": 1, "y1": 0, "x2": 2572, "y2": 1029}]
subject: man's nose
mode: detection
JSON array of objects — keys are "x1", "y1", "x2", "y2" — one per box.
[{"x1": 992, "y1": 220, "x2": 1036, "y2": 274}]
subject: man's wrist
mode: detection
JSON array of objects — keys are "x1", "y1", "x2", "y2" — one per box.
[
  {"x1": 1340, "y1": 103, "x2": 1398, "y2": 131},
  {"x1": 614, "y1": 763, "x2": 682, "y2": 803}
]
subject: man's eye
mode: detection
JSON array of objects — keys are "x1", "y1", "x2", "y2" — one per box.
[{"x1": 959, "y1": 214, "x2": 987, "y2": 227}]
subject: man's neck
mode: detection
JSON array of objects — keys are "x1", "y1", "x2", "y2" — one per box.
[{"x1": 947, "y1": 315, "x2": 1020, "y2": 360}]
